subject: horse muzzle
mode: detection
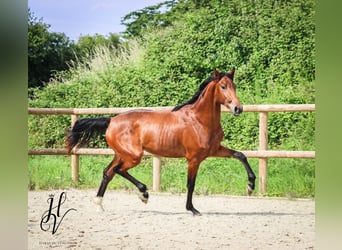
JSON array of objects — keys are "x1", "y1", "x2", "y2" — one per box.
[{"x1": 230, "y1": 104, "x2": 243, "y2": 116}]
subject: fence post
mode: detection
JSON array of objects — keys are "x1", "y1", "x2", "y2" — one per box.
[
  {"x1": 259, "y1": 112, "x2": 268, "y2": 195},
  {"x1": 71, "y1": 114, "x2": 79, "y2": 184},
  {"x1": 152, "y1": 156, "x2": 161, "y2": 191}
]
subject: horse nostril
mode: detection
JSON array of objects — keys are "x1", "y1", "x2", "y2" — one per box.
[{"x1": 234, "y1": 106, "x2": 243, "y2": 115}]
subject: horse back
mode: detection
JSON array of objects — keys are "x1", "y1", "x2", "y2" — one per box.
[{"x1": 106, "y1": 109, "x2": 187, "y2": 157}]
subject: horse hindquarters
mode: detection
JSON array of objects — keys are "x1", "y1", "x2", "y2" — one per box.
[{"x1": 94, "y1": 116, "x2": 149, "y2": 209}]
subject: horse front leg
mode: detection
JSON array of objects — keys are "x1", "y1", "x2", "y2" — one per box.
[
  {"x1": 186, "y1": 159, "x2": 201, "y2": 216},
  {"x1": 214, "y1": 146, "x2": 256, "y2": 195}
]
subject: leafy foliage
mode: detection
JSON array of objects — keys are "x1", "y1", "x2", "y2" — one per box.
[
  {"x1": 121, "y1": 1, "x2": 175, "y2": 38},
  {"x1": 28, "y1": 0, "x2": 315, "y2": 157},
  {"x1": 28, "y1": 9, "x2": 76, "y2": 88},
  {"x1": 73, "y1": 33, "x2": 122, "y2": 61},
  {"x1": 28, "y1": 9, "x2": 123, "y2": 89}
]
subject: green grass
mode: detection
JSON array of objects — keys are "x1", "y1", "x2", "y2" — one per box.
[{"x1": 28, "y1": 154, "x2": 315, "y2": 198}]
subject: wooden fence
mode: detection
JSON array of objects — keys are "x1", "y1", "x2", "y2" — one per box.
[{"x1": 28, "y1": 104, "x2": 315, "y2": 194}]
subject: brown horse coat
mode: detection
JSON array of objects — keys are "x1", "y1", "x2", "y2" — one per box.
[{"x1": 66, "y1": 69, "x2": 256, "y2": 215}]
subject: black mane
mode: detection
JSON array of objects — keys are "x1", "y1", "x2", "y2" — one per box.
[{"x1": 172, "y1": 72, "x2": 233, "y2": 112}]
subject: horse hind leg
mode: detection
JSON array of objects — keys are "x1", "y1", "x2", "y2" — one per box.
[
  {"x1": 114, "y1": 156, "x2": 149, "y2": 204},
  {"x1": 118, "y1": 170, "x2": 149, "y2": 204},
  {"x1": 94, "y1": 157, "x2": 122, "y2": 212}
]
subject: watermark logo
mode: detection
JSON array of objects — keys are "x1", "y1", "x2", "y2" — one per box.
[{"x1": 40, "y1": 191, "x2": 77, "y2": 235}]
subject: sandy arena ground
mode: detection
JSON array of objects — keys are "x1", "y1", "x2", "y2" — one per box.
[{"x1": 28, "y1": 189, "x2": 315, "y2": 249}]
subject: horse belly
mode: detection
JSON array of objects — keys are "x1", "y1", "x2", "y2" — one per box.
[
  {"x1": 144, "y1": 143, "x2": 186, "y2": 158},
  {"x1": 141, "y1": 126, "x2": 186, "y2": 158}
]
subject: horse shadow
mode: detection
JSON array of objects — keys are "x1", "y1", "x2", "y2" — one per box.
[{"x1": 131, "y1": 210, "x2": 313, "y2": 217}]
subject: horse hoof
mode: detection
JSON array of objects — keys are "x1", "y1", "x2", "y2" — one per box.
[
  {"x1": 246, "y1": 185, "x2": 253, "y2": 196},
  {"x1": 96, "y1": 205, "x2": 105, "y2": 212},
  {"x1": 188, "y1": 207, "x2": 201, "y2": 216},
  {"x1": 193, "y1": 211, "x2": 202, "y2": 216},
  {"x1": 93, "y1": 197, "x2": 105, "y2": 212},
  {"x1": 138, "y1": 192, "x2": 149, "y2": 204}
]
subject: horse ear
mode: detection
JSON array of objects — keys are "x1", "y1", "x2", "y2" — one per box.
[
  {"x1": 229, "y1": 68, "x2": 235, "y2": 79},
  {"x1": 213, "y1": 69, "x2": 220, "y2": 78}
]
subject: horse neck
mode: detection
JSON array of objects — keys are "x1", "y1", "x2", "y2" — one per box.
[{"x1": 192, "y1": 83, "x2": 221, "y2": 128}]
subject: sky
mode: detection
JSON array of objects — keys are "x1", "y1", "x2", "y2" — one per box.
[{"x1": 28, "y1": 0, "x2": 164, "y2": 41}]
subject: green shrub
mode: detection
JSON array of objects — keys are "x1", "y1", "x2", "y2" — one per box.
[{"x1": 28, "y1": 0, "x2": 315, "y2": 196}]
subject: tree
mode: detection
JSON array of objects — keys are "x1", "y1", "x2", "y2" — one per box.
[
  {"x1": 121, "y1": 1, "x2": 175, "y2": 38},
  {"x1": 28, "y1": 9, "x2": 76, "y2": 89},
  {"x1": 75, "y1": 33, "x2": 122, "y2": 59},
  {"x1": 29, "y1": 0, "x2": 314, "y2": 153}
]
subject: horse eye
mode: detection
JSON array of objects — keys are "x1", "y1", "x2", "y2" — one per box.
[{"x1": 221, "y1": 85, "x2": 227, "y2": 90}]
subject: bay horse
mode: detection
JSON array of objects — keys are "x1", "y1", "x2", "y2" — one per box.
[{"x1": 66, "y1": 69, "x2": 256, "y2": 215}]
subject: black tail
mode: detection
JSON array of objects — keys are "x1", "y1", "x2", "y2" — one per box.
[{"x1": 65, "y1": 117, "x2": 111, "y2": 154}]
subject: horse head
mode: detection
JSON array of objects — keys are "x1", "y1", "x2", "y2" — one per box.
[{"x1": 214, "y1": 68, "x2": 243, "y2": 116}]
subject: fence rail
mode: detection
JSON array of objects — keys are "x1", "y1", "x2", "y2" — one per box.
[
  {"x1": 28, "y1": 104, "x2": 315, "y2": 194},
  {"x1": 28, "y1": 104, "x2": 315, "y2": 115},
  {"x1": 28, "y1": 148, "x2": 315, "y2": 158}
]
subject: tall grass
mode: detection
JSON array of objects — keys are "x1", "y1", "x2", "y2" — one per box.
[
  {"x1": 27, "y1": 45, "x2": 315, "y2": 198},
  {"x1": 28, "y1": 0, "x2": 314, "y2": 199},
  {"x1": 53, "y1": 40, "x2": 143, "y2": 86},
  {"x1": 28, "y1": 154, "x2": 314, "y2": 198},
  {"x1": 28, "y1": 27, "x2": 314, "y2": 199}
]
